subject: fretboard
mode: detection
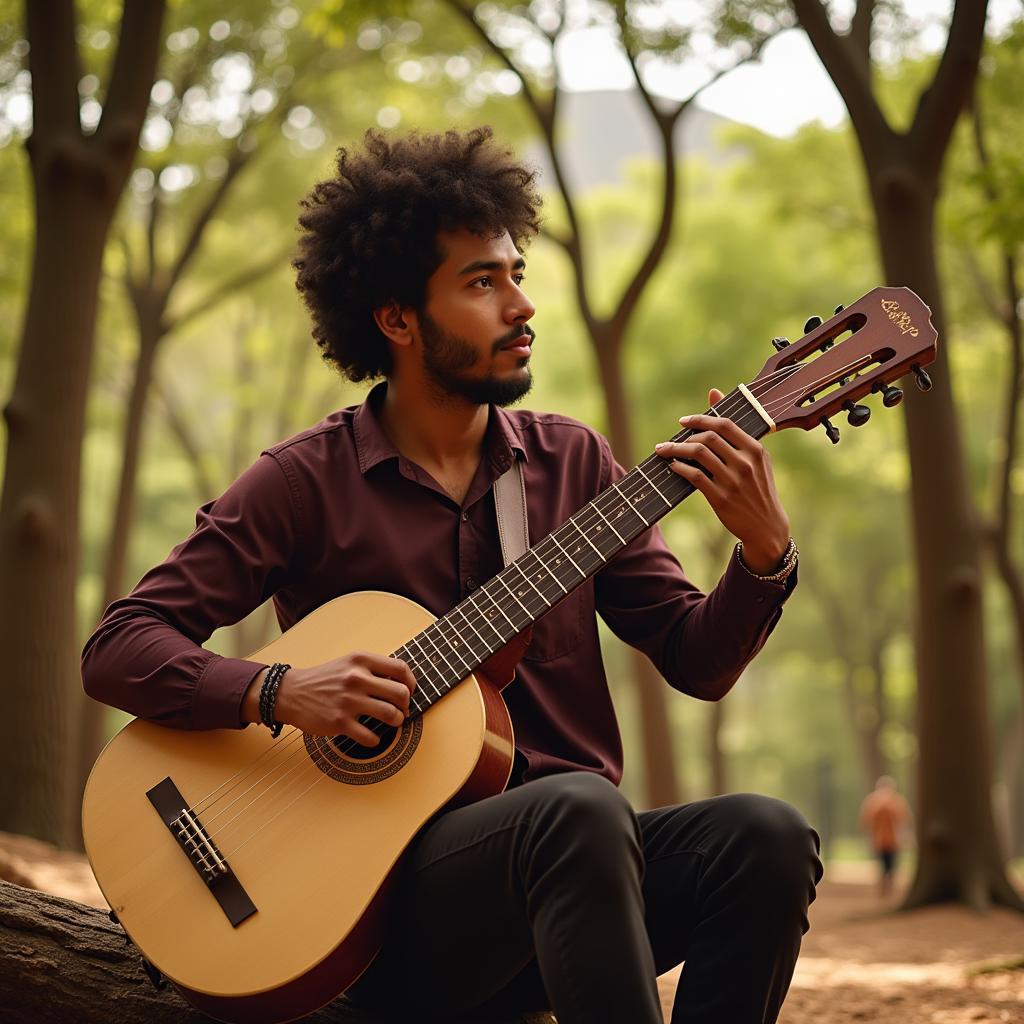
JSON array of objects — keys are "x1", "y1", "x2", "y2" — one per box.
[{"x1": 399, "y1": 385, "x2": 771, "y2": 715}]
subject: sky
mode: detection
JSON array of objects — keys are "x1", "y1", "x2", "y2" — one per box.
[{"x1": 556, "y1": 1, "x2": 1021, "y2": 137}]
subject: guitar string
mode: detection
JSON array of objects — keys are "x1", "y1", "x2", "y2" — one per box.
[
  {"x1": 184, "y1": 352, "x2": 875, "y2": 833},
  {"x1": 183, "y1": 369, "x2": 807, "y2": 825}
]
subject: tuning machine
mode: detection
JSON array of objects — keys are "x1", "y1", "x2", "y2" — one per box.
[
  {"x1": 872, "y1": 381, "x2": 904, "y2": 408},
  {"x1": 912, "y1": 364, "x2": 932, "y2": 391},
  {"x1": 821, "y1": 417, "x2": 840, "y2": 444},
  {"x1": 843, "y1": 400, "x2": 871, "y2": 426}
]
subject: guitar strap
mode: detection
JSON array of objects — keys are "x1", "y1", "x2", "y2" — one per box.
[{"x1": 492, "y1": 456, "x2": 529, "y2": 566}]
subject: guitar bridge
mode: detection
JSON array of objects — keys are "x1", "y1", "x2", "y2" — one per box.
[{"x1": 147, "y1": 777, "x2": 257, "y2": 927}]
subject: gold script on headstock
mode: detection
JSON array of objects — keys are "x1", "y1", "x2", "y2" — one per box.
[{"x1": 880, "y1": 298, "x2": 919, "y2": 337}]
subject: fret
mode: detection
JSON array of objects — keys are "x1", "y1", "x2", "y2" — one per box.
[
  {"x1": 402, "y1": 635, "x2": 447, "y2": 699},
  {"x1": 636, "y1": 463, "x2": 673, "y2": 508},
  {"x1": 566, "y1": 514, "x2": 607, "y2": 563},
  {"x1": 451, "y1": 602, "x2": 493, "y2": 662},
  {"x1": 611, "y1": 481, "x2": 649, "y2": 527},
  {"x1": 492, "y1": 570, "x2": 536, "y2": 620},
  {"x1": 467, "y1": 587, "x2": 516, "y2": 640},
  {"x1": 416, "y1": 629, "x2": 461, "y2": 689},
  {"x1": 591, "y1": 502, "x2": 625, "y2": 544},
  {"x1": 394, "y1": 644, "x2": 443, "y2": 705},
  {"x1": 430, "y1": 617, "x2": 476, "y2": 676},
  {"x1": 511, "y1": 559, "x2": 553, "y2": 606},
  {"x1": 524, "y1": 547, "x2": 568, "y2": 595},
  {"x1": 614, "y1": 479, "x2": 647, "y2": 528},
  {"x1": 549, "y1": 533, "x2": 586, "y2": 582}
]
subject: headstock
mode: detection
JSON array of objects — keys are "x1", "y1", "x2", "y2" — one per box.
[{"x1": 748, "y1": 287, "x2": 937, "y2": 439}]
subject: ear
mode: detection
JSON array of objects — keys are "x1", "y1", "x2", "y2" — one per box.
[{"x1": 373, "y1": 302, "x2": 415, "y2": 348}]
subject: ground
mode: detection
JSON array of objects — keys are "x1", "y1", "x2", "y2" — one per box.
[{"x1": 2, "y1": 832, "x2": 1022, "y2": 1023}]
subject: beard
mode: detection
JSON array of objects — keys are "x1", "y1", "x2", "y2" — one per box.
[{"x1": 419, "y1": 310, "x2": 534, "y2": 408}]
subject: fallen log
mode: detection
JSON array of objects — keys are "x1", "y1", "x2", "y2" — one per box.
[{"x1": 0, "y1": 881, "x2": 554, "y2": 1023}]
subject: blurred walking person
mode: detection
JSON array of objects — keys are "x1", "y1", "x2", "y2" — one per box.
[{"x1": 859, "y1": 776, "x2": 912, "y2": 898}]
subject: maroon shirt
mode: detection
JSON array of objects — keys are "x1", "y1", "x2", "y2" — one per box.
[{"x1": 82, "y1": 382, "x2": 795, "y2": 786}]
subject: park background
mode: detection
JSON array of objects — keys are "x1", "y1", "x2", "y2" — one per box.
[{"x1": 0, "y1": 2, "x2": 1022, "y2": 1022}]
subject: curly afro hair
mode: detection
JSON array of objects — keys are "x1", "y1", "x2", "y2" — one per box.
[{"x1": 293, "y1": 126, "x2": 543, "y2": 383}]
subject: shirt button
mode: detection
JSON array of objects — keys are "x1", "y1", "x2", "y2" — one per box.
[
  {"x1": 462, "y1": 511, "x2": 470, "y2": 522},
  {"x1": 755, "y1": 596, "x2": 766, "y2": 603},
  {"x1": 466, "y1": 577, "x2": 478, "y2": 591}
]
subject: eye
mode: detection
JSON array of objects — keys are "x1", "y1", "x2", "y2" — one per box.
[
  {"x1": 471, "y1": 276, "x2": 493, "y2": 288},
  {"x1": 513, "y1": 273, "x2": 526, "y2": 285}
]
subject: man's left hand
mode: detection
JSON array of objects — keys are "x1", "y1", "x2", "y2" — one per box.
[{"x1": 654, "y1": 388, "x2": 791, "y2": 574}]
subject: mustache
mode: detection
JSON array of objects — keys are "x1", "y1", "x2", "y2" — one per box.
[{"x1": 493, "y1": 324, "x2": 536, "y2": 353}]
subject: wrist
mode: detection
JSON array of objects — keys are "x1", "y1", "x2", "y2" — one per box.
[
  {"x1": 242, "y1": 668, "x2": 269, "y2": 724},
  {"x1": 736, "y1": 536, "x2": 798, "y2": 583},
  {"x1": 738, "y1": 534, "x2": 790, "y2": 575}
]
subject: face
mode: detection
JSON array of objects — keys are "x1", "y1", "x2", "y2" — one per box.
[{"x1": 414, "y1": 228, "x2": 536, "y2": 407}]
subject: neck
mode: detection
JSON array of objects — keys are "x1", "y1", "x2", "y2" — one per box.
[{"x1": 379, "y1": 373, "x2": 488, "y2": 467}]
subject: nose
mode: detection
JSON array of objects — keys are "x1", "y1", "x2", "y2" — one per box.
[{"x1": 506, "y1": 281, "x2": 535, "y2": 325}]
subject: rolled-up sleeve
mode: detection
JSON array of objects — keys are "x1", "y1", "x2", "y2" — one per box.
[
  {"x1": 593, "y1": 439, "x2": 795, "y2": 701},
  {"x1": 81, "y1": 452, "x2": 300, "y2": 730}
]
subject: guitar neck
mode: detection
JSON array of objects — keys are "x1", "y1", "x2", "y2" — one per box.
[{"x1": 400, "y1": 386, "x2": 772, "y2": 714}]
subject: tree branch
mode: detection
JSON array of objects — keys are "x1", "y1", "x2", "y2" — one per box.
[
  {"x1": 166, "y1": 149, "x2": 253, "y2": 291},
  {"x1": 440, "y1": 0, "x2": 596, "y2": 332},
  {"x1": 95, "y1": 1, "x2": 166, "y2": 161},
  {"x1": 790, "y1": 0, "x2": 890, "y2": 157},
  {"x1": 909, "y1": 0, "x2": 989, "y2": 174},
  {"x1": 849, "y1": 0, "x2": 876, "y2": 73},
  {"x1": 155, "y1": 378, "x2": 217, "y2": 503},
  {"x1": 167, "y1": 246, "x2": 292, "y2": 332}
]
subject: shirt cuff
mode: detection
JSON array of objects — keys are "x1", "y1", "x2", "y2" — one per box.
[
  {"x1": 718, "y1": 542, "x2": 798, "y2": 614},
  {"x1": 192, "y1": 653, "x2": 269, "y2": 731}
]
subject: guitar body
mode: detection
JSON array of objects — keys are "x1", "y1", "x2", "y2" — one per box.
[{"x1": 82, "y1": 590, "x2": 516, "y2": 1024}]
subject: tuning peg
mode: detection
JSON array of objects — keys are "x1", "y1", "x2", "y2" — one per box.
[
  {"x1": 912, "y1": 364, "x2": 932, "y2": 392},
  {"x1": 834, "y1": 304, "x2": 845, "y2": 315},
  {"x1": 771, "y1": 336, "x2": 790, "y2": 351},
  {"x1": 872, "y1": 381, "x2": 904, "y2": 408},
  {"x1": 804, "y1": 315, "x2": 823, "y2": 334},
  {"x1": 821, "y1": 417, "x2": 840, "y2": 444},
  {"x1": 843, "y1": 400, "x2": 871, "y2": 426}
]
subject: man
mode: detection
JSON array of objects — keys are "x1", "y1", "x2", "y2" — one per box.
[
  {"x1": 83, "y1": 127, "x2": 821, "y2": 1023},
  {"x1": 859, "y1": 776, "x2": 912, "y2": 898}
]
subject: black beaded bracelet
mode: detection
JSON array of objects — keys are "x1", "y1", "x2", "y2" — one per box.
[{"x1": 258, "y1": 662, "x2": 290, "y2": 739}]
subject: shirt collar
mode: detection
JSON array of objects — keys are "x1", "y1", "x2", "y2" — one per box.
[{"x1": 352, "y1": 380, "x2": 528, "y2": 476}]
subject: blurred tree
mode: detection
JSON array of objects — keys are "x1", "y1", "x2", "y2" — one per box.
[
  {"x1": 433, "y1": 0, "x2": 793, "y2": 808},
  {"x1": 0, "y1": 1, "x2": 165, "y2": 846},
  {"x1": 790, "y1": 0, "x2": 1021, "y2": 910},
  {"x1": 73, "y1": 3, "x2": 372, "y2": 829}
]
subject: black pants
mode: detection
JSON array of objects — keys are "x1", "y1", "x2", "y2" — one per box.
[{"x1": 346, "y1": 771, "x2": 823, "y2": 1023}]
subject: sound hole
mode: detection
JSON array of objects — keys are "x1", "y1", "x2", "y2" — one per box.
[{"x1": 329, "y1": 717, "x2": 398, "y2": 761}]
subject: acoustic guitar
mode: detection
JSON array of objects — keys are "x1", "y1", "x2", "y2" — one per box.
[{"x1": 82, "y1": 287, "x2": 937, "y2": 1023}]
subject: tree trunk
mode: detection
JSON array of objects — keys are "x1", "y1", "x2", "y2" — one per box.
[
  {"x1": 593, "y1": 337, "x2": 681, "y2": 808},
  {"x1": 0, "y1": 177, "x2": 112, "y2": 847},
  {"x1": 0, "y1": 881, "x2": 552, "y2": 1024},
  {"x1": 0, "y1": 1, "x2": 166, "y2": 847},
  {"x1": 869, "y1": 173, "x2": 1020, "y2": 911}
]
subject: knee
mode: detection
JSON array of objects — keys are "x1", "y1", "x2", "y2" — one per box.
[
  {"x1": 723, "y1": 794, "x2": 822, "y2": 891},
  {"x1": 528, "y1": 772, "x2": 641, "y2": 867}
]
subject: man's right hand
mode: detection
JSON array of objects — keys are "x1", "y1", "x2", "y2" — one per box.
[{"x1": 243, "y1": 651, "x2": 417, "y2": 745}]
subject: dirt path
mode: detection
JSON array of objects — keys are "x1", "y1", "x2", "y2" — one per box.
[
  {"x1": 657, "y1": 863, "x2": 1024, "y2": 1024},
  {"x1": 3, "y1": 832, "x2": 1021, "y2": 1022}
]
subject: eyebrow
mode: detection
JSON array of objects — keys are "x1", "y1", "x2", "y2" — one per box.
[{"x1": 456, "y1": 256, "x2": 527, "y2": 276}]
